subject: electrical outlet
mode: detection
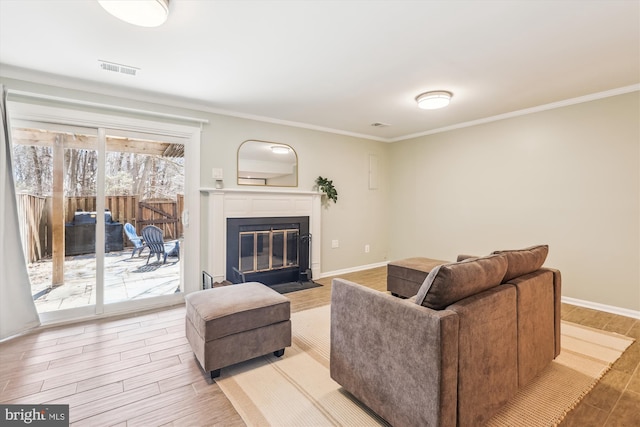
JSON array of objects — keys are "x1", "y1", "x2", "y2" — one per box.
[
  {"x1": 365, "y1": 244, "x2": 370, "y2": 253},
  {"x1": 332, "y1": 240, "x2": 339, "y2": 248}
]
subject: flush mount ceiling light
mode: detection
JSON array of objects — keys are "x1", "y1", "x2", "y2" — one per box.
[
  {"x1": 98, "y1": 0, "x2": 170, "y2": 27},
  {"x1": 416, "y1": 91, "x2": 453, "y2": 110},
  {"x1": 271, "y1": 146, "x2": 290, "y2": 154}
]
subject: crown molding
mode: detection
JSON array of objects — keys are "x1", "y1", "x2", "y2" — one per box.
[
  {"x1": 2, "y1": 64, "x2": 637, "y2": 144},
  {"x1": 0, "y1": 65, "x2": 388, "y2": 142},
  {"x1": 390, "y1": 84, "x2": 640, "y2": 143}
]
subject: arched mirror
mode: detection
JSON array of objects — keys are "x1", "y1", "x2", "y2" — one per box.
[{"x1": 237, "y1": 140, "x2": 298, "y2": 187}]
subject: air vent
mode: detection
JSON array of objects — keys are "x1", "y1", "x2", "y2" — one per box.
[
  {"x1": 371, "y1": 122, "x2": 390, "y2": 127},
  {"x1": 99, "y1": 60, "x2": 139, "y2": 76},
  {"x1": 100, "y1": 62, "x2": 119, "y2": 72},
  {"x1": 119, "y1": 66, "x2": 137, "y2": 76}
]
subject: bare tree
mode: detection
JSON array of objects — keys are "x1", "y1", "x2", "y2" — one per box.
[
  {"x1": 31, "y1": 146, "x2": 45, "y2": 195},
  {"x1": 12, "y1": 130, "x2": 184, "y2": 200}
]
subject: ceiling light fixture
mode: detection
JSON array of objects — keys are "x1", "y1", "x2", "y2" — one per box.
[
  {"x1": 271, "y1": 146, "x2": 290, "y2": 154},
  {"x1": 98, "y1": 0, "x2": 170, "y2": 28},
  {"x1": 416, "y1": 91, "x2": 453, "y2": 110}
]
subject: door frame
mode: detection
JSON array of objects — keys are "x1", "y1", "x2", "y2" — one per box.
[{"x1": 8, "y1": 100, "x2": 202, "y2": 325}]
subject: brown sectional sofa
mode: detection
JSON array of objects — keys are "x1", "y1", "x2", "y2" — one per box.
[{"x1": 330, "y1": 245, "x2": 561, "y2": 427}]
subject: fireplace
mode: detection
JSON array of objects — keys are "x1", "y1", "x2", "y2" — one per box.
[
  {"x1": 227, "y1": 216, "x2": 310, "y2": 286},
  {"x1": 201, "y1": 188, "x2": 322, "y2": 285}
]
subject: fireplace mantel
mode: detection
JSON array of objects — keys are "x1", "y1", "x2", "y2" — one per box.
[{"x1": 200, "y1": 187, "x2": 322, "y2": 283}]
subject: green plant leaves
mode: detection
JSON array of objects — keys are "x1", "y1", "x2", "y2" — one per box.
[{"x1": 315, "y1": 176, "x2": 338, "y2": 203}]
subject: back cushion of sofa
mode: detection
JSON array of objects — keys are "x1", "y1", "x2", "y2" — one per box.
[
  {"x1": 414, "y1": 254, "x2": 508, "y2": 310},
  {"x1": 493, "y1": 245, "x2": 549, "y2": 282}
]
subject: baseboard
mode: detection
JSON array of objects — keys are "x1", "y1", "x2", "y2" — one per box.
[
  {"x1": 562, "y1": 296, "x2": 640, "y2": 320},
  {"x1": 319, "y1": 261, "x2": 389, "y2": 279}
]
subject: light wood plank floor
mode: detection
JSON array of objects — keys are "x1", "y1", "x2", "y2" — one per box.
[{"x1": 1, "y1": 266, "x2": 637, "y2": 426}]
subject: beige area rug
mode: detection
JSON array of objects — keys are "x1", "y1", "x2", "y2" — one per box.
[{"x1": 216, "y1": 305, "x2": 634, "y2": 427}]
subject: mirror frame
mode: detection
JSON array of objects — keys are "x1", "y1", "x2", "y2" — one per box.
[{"x1": 237, "y1": 140, "x2": 298, "y2": 187}]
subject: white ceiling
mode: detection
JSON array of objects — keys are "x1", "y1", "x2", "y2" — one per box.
[{"x1": 0, "y1": 0, "x2": 638, "y2": 142}]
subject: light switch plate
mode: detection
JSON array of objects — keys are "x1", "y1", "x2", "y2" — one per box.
[{"x1": 212, "y1": 168, "x2": 223, "y2": 180}]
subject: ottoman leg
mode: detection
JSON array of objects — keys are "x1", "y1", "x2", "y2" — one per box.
[
  {"x1": 210, "y1": 369, "x2": 221, "y2": 379},
  {"x1": 274, "y1": 349, "x2": 285, "y2": 357}
]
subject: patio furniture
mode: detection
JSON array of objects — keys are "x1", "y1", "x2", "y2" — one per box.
[
  {"x1": 167, "y1": 240, "x2": 180, "y2": 259},
  {"x1": 124, "y1": 223, "x2": 146, "y2": 257},
  {"x1": 142, "y1": 225, "x2": 168, "y2": 264},
  {"x1": 65, "y1": 210, "x2": 123, "y2": 256}
]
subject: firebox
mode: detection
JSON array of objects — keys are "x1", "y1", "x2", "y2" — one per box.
[{"x1": 227, "y1": 216, "x2": 310, "y2": 286}]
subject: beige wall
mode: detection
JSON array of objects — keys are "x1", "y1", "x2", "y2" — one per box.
[
  {"x1": 389, "y1": 92, "x2": 640, "y2": 311},
  {"x1": 199, "y1": 114, "x2": 391, "y2": 274}
]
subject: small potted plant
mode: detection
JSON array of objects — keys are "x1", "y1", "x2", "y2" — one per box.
[{"x1": 315, "y1": 176, "x2": 338, "y2": 203}]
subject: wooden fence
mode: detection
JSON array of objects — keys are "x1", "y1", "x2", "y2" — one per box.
[
  {"x1": 17, "y1": 194, "x2": 49, "y2": 264},
  {"x1": 18, "y1": 194, "x2": 184, "y2": 263}
]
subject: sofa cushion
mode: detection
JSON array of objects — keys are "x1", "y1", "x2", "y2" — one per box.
[
  {"x1": 493, "y1": 245, "x2": 548, "y2": 282},
  {"x1": 414, "y1": 254, "x2": 508, "y2": 310}
]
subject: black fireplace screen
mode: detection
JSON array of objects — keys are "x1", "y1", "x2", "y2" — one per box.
[{"x1": 227, "y1": 216, "x2": 310, "y2": 286}]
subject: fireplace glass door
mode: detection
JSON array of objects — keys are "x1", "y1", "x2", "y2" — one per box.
[
  {"x1": 239, "y1": 228, "x2": 299, "y2": 274},
  {"x1": 227, "y1": 216, "x2": 309, "y2": 286}
]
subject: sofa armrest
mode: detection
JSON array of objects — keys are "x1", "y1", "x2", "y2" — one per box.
[
  {"x1": 541, "y1": 267, "x2": 562, "y2": 357},
  {"x1": 330, "y1": 278, "x2": 459, "y2": 427}
]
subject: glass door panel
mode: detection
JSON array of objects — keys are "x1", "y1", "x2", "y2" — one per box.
[
  {"x1": 103, "y1": 133, "x2": 184, "y2": 304},
  {"x1": 256, "y1": 231, "x2": 270, "y2": 271},
  {"x1": 286, "y1": 230, "x2": 299, "y2": 268},
  {"x1": 11, "y1": 126, "x2": 98, "y2": 314},
  {"x1": 272, "y1": 232, "x2": 284, "y2": 269},
  {"x1": 240, "y1": 233, "x2": 254, "y2": 273}
]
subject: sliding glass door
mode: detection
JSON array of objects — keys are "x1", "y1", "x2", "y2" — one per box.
[{"x1": 10, "y1": 118, "x2": 189, "y2": 322}]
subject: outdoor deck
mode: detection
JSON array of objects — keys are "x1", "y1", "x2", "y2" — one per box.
[{"x1": 28, "y1": 245, "x2": 180, "y2": 313}]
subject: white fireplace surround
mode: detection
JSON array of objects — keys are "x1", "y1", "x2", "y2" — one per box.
[{"x1": 200, "y1": 187, "x2": 322, "y2": 284}]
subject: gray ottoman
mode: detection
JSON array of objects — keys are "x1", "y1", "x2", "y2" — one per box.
[
  {"x1": 387, "y1": 257, "x2": 448, "y2": 298},
  {"x1": 185, "y1": 282, "x2": 291, "y2": 379}
]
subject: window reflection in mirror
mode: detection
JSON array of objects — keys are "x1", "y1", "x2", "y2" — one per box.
[{"x1": 237, "y1": 140, "x2": 298, "y2": 187}]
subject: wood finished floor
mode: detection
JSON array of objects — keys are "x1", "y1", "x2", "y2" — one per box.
[{"x1": 1, "y1": 266, "x2": 638, "y2": 426}]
